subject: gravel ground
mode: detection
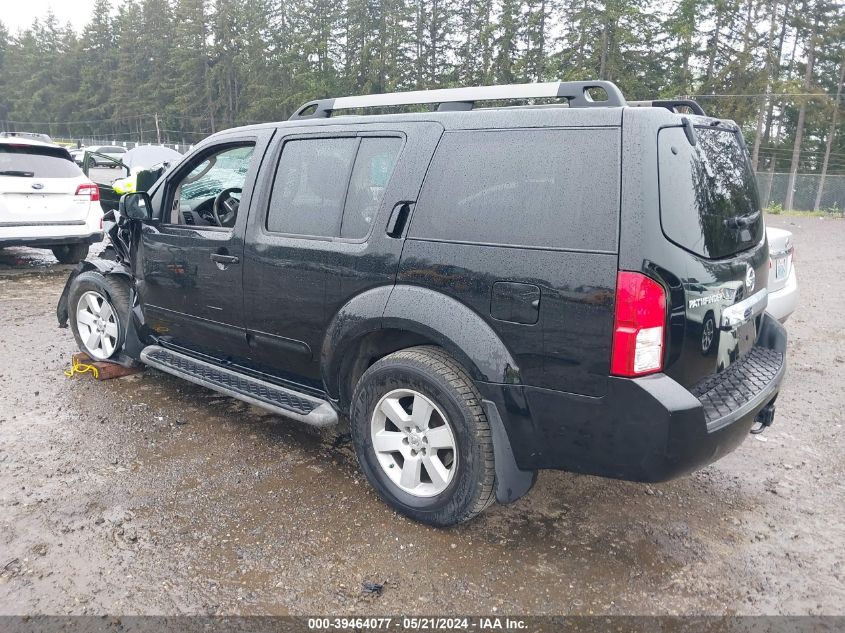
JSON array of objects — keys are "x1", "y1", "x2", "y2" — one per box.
[{"x1": 0, "y1": 214, "x2": 843, "y2": 616}]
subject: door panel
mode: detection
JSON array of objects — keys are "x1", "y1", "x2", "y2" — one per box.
[
  {"x1": 242, "y1": 122, "x2": 443, "y2": 384},
  {"x1": 134, "y1": 130, "x2": 274, "y2": 358}
]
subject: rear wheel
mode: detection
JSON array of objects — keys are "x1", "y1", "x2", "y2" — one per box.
[
  {"x1": 350, "y1": 346, "x2": 496, "y2": 526},
  {"x1": 52, "y1": 243, "x2": 89, "y2": 264},
  {"x1": 68, "y1": 271, "x2": 130, "y2": 360}
]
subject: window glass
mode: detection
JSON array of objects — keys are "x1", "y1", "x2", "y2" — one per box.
[
  {"x1": 340, "y1": 137, "x2": 403, "y2": 238},
  {"x1": 409, "y1": 129, "x2": 619, "y2": 251},
  {"x1": 167, "y1": 143, "x2": 255, "y2": 227},
  {"x1": 0, "y1": 145, "x2": 81, "y2": 178},
  {"x1": 267, "y1": 137, "x2": 358, "y2": 236},
  {"x1": 659, "y1": 126, "x2": 763, "y2": 259}
]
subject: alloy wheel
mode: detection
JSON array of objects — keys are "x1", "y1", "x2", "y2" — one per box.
[
  {"x1": 370, "y1": 389, "x2": 458, "y2": 497},
  {"x1": 76, "y1": 290, "x2": 119, "y2": 360},
  {"x1": 701, "y1": 317, "x2": 715, "y2": 353}
]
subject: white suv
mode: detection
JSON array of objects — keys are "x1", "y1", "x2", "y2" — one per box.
[{"x1": 0, "y1": 137, "x2": 103, "y2": 263}]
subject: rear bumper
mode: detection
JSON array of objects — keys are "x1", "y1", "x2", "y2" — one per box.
[
  {"x1": 478, "y1": 313, "x2": 787, "y2": 482},
  {"x1": 766, "y1": 268, "x2": 798, "y2": 323},
  {"x1": 0, "y1": 231, "x2": 103, "y2": 248}
]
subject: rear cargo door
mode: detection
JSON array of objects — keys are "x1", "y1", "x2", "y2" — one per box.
[{"x1": 658, "y1": 124, "x2": 769, "y2": 387}]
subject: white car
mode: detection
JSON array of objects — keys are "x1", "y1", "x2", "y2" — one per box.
[
  {"x1": 766, "y1": 226, "x2": 798, "y2": 322},
  {"x1": 0, "y1": 137, "x2": 104, "y2": 263}
]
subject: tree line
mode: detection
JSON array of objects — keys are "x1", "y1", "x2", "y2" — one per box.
[{"x1": 0, "y1": 0, "x2": 842, "y2": 186}]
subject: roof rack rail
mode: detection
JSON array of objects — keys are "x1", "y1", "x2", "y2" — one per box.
[
  {"x1": 289, "y1": 80, "x2": 627, "y2": 120},
  {"x1": 628, "y1": 99, "x2": 706, "y2": 116}
]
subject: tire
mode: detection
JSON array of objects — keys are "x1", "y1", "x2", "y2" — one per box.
[
  {"x1": 350, "y1": 346, "x2": 496, "y2": 526},
  {"x1": 68, "y1": 271, "x2": 130, "y2": 361},
  {"x1": 52, "y1": 243, "x2": 89, "y2": 264}
]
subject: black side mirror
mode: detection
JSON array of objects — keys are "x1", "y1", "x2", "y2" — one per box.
[{"x1": 119, "y1": 192, "x2": 153, "y2": 221}]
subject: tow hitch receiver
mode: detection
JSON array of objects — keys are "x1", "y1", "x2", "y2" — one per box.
[{"x1": 750, "y1": 402, "x2": 776, "y2": 435}]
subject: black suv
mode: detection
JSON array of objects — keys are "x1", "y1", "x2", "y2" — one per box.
[{"x1": 57, "y1": 81, "x2": 786, "y2": 526}]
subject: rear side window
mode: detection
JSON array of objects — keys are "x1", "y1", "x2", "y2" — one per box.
[
  {"x1": 341, "y1": 137, "x2": 403, "y2": 238},
  {"x1": 267, "y1": 136, "x2": 402, "y2": 239},
  {"x1": 268, "y1": 137, "x2": 358, "y2": 236},
  {"x1": 0, "y1": 145, "x2": 81, "y2": 178},
  {"x1": 659, "y1": 126, "x2": 763, "y2": 259},
  {"x1": 409, "y1": 129, "x2": 620, "y2": 251}
]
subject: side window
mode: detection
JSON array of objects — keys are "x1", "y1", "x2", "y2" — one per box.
[
  {"x1": 409, "y1": 129, "x2": 620, "y2": 251},
  {"x1": 267, "y1": 136, "x2": 402, "y2": 239},
  {"x1": 267, "y1": 137, "x2": 357, "y2": 236},
  {"x1": 340, "y1": 137, "x2": 403, "y2": 238},
  {"x1": 167, "y1": 143, "x2": 255, "y2": 228}
]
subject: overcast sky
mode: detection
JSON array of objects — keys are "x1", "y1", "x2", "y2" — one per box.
[{"x1": 0, "y1": 0, "x2": 109, "y2": 34}]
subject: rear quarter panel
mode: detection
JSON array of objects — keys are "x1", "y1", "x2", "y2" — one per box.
[{"x1": 400, "y1": 123, "x2": 622, "y2": 396}]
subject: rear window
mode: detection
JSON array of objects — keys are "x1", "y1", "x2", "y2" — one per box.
[
  {"x1": 409, "y1": 129, "x2": 620, "y2": 251},
  {"x1": 0, "y1": 145, "x2": 81, "y2": 178},
  {"x1": 658, "y1": 125, "x2": 763, "y2": 259}
]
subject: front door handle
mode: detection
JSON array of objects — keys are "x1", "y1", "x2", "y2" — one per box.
[{"x1": 210, "y1": 253, "x2": 240, "y2": 269}]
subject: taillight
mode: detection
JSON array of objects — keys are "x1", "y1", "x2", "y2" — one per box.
[
  {"x1": 75, "y1": 183, "x2": 100, "y2": 202},
  {"x1": 610, "y1": 271, "x2": 667, "y2": 377}
]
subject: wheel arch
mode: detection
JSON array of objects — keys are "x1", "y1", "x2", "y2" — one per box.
[
  {"x1": 321, "y1": 284, "x2": 521, "y2": 412},
  {"x1": 57, "y1": 259, "x2": 133, "y2": 328}
]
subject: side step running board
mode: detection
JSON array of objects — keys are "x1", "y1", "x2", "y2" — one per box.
[{"x1": 140, "y1": 345, "x2": 338, "y2": 427}]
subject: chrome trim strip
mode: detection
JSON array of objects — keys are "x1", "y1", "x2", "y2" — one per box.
[
  {"x1": 720, "y1": 288, "x2": 768, "y2": 330},
  {"x1": 0, "y1": 220, "x2": 86, "y2": 227}
]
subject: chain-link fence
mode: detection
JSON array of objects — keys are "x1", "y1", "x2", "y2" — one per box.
[{"x1": 756, "y1": 172, "x2": 845, "y2": 213}]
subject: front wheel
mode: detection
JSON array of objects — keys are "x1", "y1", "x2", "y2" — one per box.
[
  {"x1": 68, "y1": 271, "x2": 130, "y2": 360},
  {"x1": 350, "y1": 346, "x2": 496, "y2": 526}
]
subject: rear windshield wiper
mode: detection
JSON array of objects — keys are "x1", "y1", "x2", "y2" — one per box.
[
  {"x1": 0, "y1": 170, "x2": 35, "y2": 177},
  {"x1": 723, "y1": 211, "x2": 761, "y2": 230}
]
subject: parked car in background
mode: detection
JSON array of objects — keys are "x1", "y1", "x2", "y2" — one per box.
[
  {"x1": 0, "y1": 131, "x2": 54, "y2": 144},
  {"x1": 121, "y1": 145, "x2": 182, "y2": 172},
  {"x1": 72, "y1": 145, "x2": 127, "y2": 167},
  {"x1": 83, "y1": 145, "x2": 182, "y2": 212},
  {"x1": 0, "y1": 137, "x2": 103, "y2": 263},
  {"x1": 766, "y1": 226, "x2": 798, "y2": 322}
]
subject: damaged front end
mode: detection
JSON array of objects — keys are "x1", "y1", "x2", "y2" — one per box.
[{"x1": 56, "y1": 203, "x2": 147, "y2": 367}]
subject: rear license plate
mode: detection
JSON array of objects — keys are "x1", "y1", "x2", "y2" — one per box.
[{"x1": 775, "y1": 256, "x2": 787, "y2": 279}]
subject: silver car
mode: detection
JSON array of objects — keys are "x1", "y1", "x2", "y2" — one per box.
[{"x1": 766, "y1": 226, "x2": 798, "y2": 322}]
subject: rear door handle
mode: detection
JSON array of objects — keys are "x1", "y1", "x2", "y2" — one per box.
[{"x1": 386, "y1": 202, "x2": 413, "y2": 238}]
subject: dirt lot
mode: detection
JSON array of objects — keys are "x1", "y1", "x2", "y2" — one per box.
[{"x1": 0, "y1": 214, "x2": 843, "y2": 616}]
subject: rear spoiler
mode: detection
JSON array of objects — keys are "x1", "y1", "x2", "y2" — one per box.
[{"x1": 628, "y1": 99, "x2": 706, "y2": 116}]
